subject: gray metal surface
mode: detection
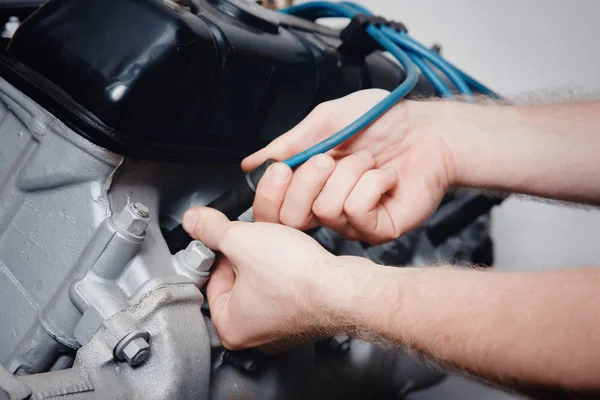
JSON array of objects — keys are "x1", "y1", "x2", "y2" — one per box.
[
  {"x1": 2, "y1": 285, "x2": 211, "y2": 400},
  {"x1": 0, "y1": 75, "x2": 214, "y2": 397},
  {"x1": 0, "y1": 75, "x2": 123, "y2": 372}
]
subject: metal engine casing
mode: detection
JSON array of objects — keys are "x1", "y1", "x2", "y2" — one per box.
[
  {"x1": 0, "y1": 1, "x2": 493, "y2": 398},
  {"x1": 0, "y1": 75, "x2": 217, "y2": 398},
  {"x1": 0, "y1": 73, "x2": 462, "y2": 400}
]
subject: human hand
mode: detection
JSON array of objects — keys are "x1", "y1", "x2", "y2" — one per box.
[
  {"x1": 182, "y1": 206, "x2": 373, "y2": 349},
  {"x1": 242, "y1": 89, "x2": 458, "y2": 245}
]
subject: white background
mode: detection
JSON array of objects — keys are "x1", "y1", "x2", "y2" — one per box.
[{"x1": 296, "y1": 0, "x2": 600, "y2": 398}]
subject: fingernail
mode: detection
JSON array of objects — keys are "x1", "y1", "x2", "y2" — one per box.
[
  {"x1": 354, "y1": 150, "x2": 373, "y2": 161},
  {"x1": 313, "y1": 153, "x2": 334, "y2": 169},
  {"x1": 268, "y1": 163, "x2": 291, "y2": 185},
  {"x1": 182, "y1": 209, "x2": 200, "y2": 233}
]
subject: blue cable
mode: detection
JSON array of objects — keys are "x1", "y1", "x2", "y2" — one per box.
[
  {"x1": 339, "y1": 1, "x2": 469, "y2": 97},
  {"x1": 282, "y1": 2, "x2": 469, "y2": 98},
  {"x1": 340, "y1": 1, "x2": 497, "y2": 98},
  {"x1": 386, "y1": 31, "x2": 473, "y2": 98},
  {"x1": 280, "y1": 2, "x2": 355, "y2": 18},
  {"x1": 278, "y1": 1, "x2": 498, "y2": 168},
  {"x1": 406, "y1": 48, "x2": 453, "y2": 98},
  {"x1": 338, "y1": 1, "x2": 371, "y2": 15},
  {"x1": 281, "y1": 3, "x2": 419, "y2": 168}
]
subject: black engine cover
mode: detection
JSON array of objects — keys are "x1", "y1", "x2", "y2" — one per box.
[{"x1": 0, "y1": 0, "x2": 436, "y2": 162}]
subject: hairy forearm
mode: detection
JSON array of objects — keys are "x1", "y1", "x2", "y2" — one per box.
[
  {"x1": 326, "y1": 263, "x2": 600, "y2": 396},
  {"x1": 414, "y1": 100, "x2": 600, "y2": 204}
]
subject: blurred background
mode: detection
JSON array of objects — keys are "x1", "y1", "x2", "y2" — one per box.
[{"x1": 293, "y1": 0, "x2": 600, "y2": 398}]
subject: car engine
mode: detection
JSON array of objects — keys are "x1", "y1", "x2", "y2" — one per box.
[{"x1": 0, "y1": 0, "x2": 496, "y2": 398}]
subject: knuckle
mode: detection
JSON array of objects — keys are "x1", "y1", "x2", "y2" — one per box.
[
  {"x1": 279, "y1": 210, "x2": 308, "y2": 230},
  {"x1": 219, "y1": 222, "x2": 245, "y2": 251},
  {"x1": 340, "y1": 153, "x2": 374, "y2": 173},
  {"x1": 219, "y1": 332, "x2": 245, "y2": 351},
  {"x1": 313, "y1": 101, "x2": 333, "y2": 116},
  {"x1": 343, "y1": 199, "x2": 364, "y2": 216},
  {"x1": 312, "y1": 200, "x2": 337, "y2": 220},
  {"x1": 255, "y1": 189, "x2": 280, "y2": 208}
]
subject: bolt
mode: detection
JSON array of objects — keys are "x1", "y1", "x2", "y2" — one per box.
[
  {"x1": 122, "y1": 338, "x2": 150, "y2": 366},
  {"x1": 113, "y1": 203, "x2": 151, "y2": 236},
  {"x1": 115, "y1": 332, "x2": 150, "y2": 367},
  {"x1": 132, "y1": 202, "x2": 150, "y2": 218},
  {"x1": 329, "y1": 335, "x2": 351, "y2": 353},
  {"x1": 224, "y1": 349, "x2": 260, "y2": 372},
  {"x1": 177, "y1": 240, "x2": 215, "y2": 273}
]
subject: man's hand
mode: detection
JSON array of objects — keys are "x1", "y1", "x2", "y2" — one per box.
[
  {"x1": 242, "y1": 89, "x2": 458, "y2": 244},
  {"x1": 182, "y1": 206, "x2": 373, "y2": 349},
  {"x1": 245, "y1": 91, "x2": 600, "y2": 244},
  {"x1": 181, "y1": 98, "x2": 600, "y2": 396},
  {"x1": 182, "y1": 207, "x2": 600, "y2": 397}
]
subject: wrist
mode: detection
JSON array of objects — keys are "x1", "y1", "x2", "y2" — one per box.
[
  {"x1": 411, "y1": 100, "x2": 523, "y2": 189},
  {"x1": 310, "y1": 257, "x2": 407, "y2": 336}
]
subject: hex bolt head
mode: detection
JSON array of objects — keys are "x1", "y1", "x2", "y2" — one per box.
[
  {"x1": 180, "y1": 241, "x2": 215, "y2": 273},
  {"x1": 122, "y1": 337, "x2": 150, "y2": 366},
  {"x1": 115, "y1": 332, "x2": 151, "y2": 367},
  {"x1": 113, "y1": 202, "x2": 151, "y2": 236}
]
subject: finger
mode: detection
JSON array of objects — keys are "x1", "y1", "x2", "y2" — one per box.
[
  {"x1": 241, "y1": 102, "x2": 335, "y2": 171},
  {"x1": 279, "y1": 153, "x2": 335, "y2": 229},
  {"x1": 382, "y1": 177, "x2": 446, "y2": 238},
  {"x1": 206, "y1": 257, "x2": 235, "y2": 319},
  {"x1": 253, "y1": 163, "x2": 293, "y2": 223},
  {"x1": 182, "y1": 207, "x2": 233, "y2": 251},
  {"x1": 312, "y1": 150, "x2": 375, "y2": 232},
  {"x1": 344, "y1": 168, "x2": 399, "y2": 243}
]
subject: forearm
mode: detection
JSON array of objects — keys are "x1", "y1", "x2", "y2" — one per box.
[
  {"x1": 327, "y1": 263, "x2": 600, "y2": 395},
  {"x1": 415, "y1": 100, "x2": 600, "y2": 203}
]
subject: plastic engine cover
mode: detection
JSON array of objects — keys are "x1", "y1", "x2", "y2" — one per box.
[{"x1": 0, "y1": 0, "x2": 437, "y2": 162}]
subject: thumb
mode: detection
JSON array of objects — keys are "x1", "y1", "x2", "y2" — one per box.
[
  {"x1": 182, "y1": 207, "x2": 232, "y2": 251},
  {"x1": 206, "y1": 257, "x2": 235, "y2": 323}
]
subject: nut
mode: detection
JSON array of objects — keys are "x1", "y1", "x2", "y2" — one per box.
[
  {"x1": 114, "y1": 332, "x2": 151, "y2": 367},
  {"x1": 113, "y1": 203, "x2": 151, "y2": 236},
  {"x1": 121, "y1": 337, "x2": 150, "y2": 366},
  {"x1": 180, "y1": 241, "x2": 215, "y2": 272}
]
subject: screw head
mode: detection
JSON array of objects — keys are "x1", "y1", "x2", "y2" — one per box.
[
  {"x1": 122, "y1": 337, "x2": 150, "y2": 366},
  {"x1": 113, "y1": 203, "x2": 151, "y2": 236},
  {"x1": 132, "y1": 202, "x2": 150, "y2": 218},
  {"x1": 180, "y1": 241, "x2": 215, "y2": 272}
]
